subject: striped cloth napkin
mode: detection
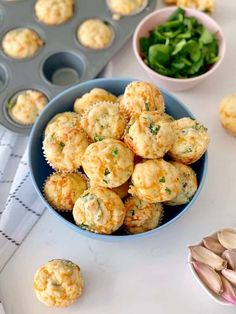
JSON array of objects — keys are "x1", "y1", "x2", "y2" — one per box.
[{"x1": 0, "y1": 125, "x2": 45, "y2": 272}]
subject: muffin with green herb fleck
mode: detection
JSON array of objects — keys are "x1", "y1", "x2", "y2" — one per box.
[
  {"x1": 82, "y1": 139, "x2": 134, "y2": 188},
  {"x1": 80, "y1": 101, "x2": 126, "y2": 141},
  {"x1": 73, "y1": 187, "x2": 126, "y2": 234},
  {"x1": 43, "y1": 121, "x2": 90, "y2": 172},
  {"x1": 123, "y1": 81, "x2": 165, "y2": 117},
  {"x1": 168, "y1": 117, "x2": 209, "y2": 164},
  {"x1": 7, "y1": 90, "x2": 48, "y2": 125},
  {"x1": 123, "y1": 196, "x2": 163, "y2": 234},
  {"x1": 44, "y1": 172, "x2": 88, "y2": 211},
  {"x1": 74, "y1": 88, "x2": 117, "y2": 115},
  {"x1": 129, "y1": 159, "x2": 181, "y2": 203},
  {"x1": 165, "y1": 162, "x2": 198, "y2": 206},
  {"x1": 44, "y1": 112, "x2": 81, "y2": 137},
  {"x1": 33, "y1": 259, "x2": 84, "y2": 307},
  {"x1": 124, "y1": 111, "x2": 175, "y2": 159}
]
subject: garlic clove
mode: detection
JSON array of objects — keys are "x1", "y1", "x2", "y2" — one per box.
[
  {"x1": 192, "y1": 261, "x2": 223, "y2": 295},
  {"x1": 222, "y1": 250, "x2": 236, "y2": 270},
  {"x1": 203, "y1": 236, "x2": 225, "y2": 255},
  {"x1": 221, "y1": 275, "x2": 236, "y2": 305},
  {"x1": 189, "y1": 245, "x2": 227, "y2": 271},
  {"x1": 222, "y1": 269, "x2": 236, "y2": 287},
  {"x1": 217, "y1": 229, "x2": 236, "y2": 250}
]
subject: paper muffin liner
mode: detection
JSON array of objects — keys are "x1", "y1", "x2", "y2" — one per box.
[
  {"x1": 106, "y1": 0, "x2": 148, "y2": 17},
  {"x1": 122, "y1": 196, "x2": 164, "y2": 235},
  {"x1": 43, "y1": 170, "x2": 89, "y2": 212}
]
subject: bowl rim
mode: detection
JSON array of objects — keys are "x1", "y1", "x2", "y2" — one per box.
[
  {"x1": 133, "y1": 6, "x2": 226, "y2": 83},
  {"x1": 29, "y1": 77, "x2": 208, "y2": 241},
  {"x1": 188, "y1": 228, "x2": 236, "y2": 306}
]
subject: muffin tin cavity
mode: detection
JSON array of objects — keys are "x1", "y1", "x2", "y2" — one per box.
[
  {"x1": 0, "y1": 0, "x2": 156, "y2": 134},
  {"x1": 0, "y1": 64, "x2": 8, "y2": 92},
  {"x1": 42, "y1": 52, "x2": 85, "y2": 86}
]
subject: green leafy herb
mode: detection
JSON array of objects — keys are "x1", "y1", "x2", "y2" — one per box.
[
  {"x1": 165, "y1": 187, "x2": 172, "y2": 194},
  {"x1": 59, "y1": 142, "x2": 65, "y2": 148},
  {"x1": 145, "y1": 102, "x2": 150, "y2": 111},
  {"x1": 94, "y1": 134, "x2": 105, "y2": 142},
  {"x1": 194, "y1": 123, "x2": 208, "y2": 131},
  {"x1": 112, "y1": 147, "x2": 119, "y2": 157},
  {"x1": 183, "y1": 146, "x2": 193, "y2": 153},
  {"x1": 103, "y1": 179, "x2": 108, "y2": 184},
  {"x1": 83, "y1": 193, "x2": 89, "y2": 198},
  {"x1": 6, "y1": 101, "x2": 15, "y2": 110},
  {"x1": 159, "y1": 176, "x2": 166, "y2": 183},
  {"x1": 139, "y1": 8, "x2": 219, "y2": 79},
  {"x1": 80, "y1": 223, "x2": 89, "y2": 229},
  {"x1": 149, "y1": 123, "x2": 160, "y2": 135},
  {"x1": 104, "y1": 168, "x2": 110, "y2": 176}
]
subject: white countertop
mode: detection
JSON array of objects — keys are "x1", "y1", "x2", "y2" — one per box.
[{"x1": 1, "y1": 1, "x2": 236, "y2": 313}]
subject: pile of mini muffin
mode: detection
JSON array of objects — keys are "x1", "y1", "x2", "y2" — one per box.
[{"x1": 42, "y1": 81, "x2": 210, "y2": 236}]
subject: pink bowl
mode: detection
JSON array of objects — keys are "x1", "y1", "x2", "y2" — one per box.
[{"x1": 133, "y1": 6, "x2": 226, "y2": 92}]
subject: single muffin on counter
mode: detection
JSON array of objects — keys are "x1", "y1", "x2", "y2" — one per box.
[
  {"x1": 7, "y1": 90, "x2": 48, "y2": 125},
  {"x1": 2, "y1": 28, "x2": 43, "y2": 59},
  {"x1": 33, "y1": 259, "x2": 84, "y2": 307},
  {"x1": 44, "y1": 172, "x2": 88, "y2": 211},
  {"x1": 74, "y1": 88, "x2": 117, "y2": 115},
  {"x1": 35, "y1": 0, "x2": 74, "y2": 25},
  {"x1": 219, "y1": 94, "x2": 236, "y2": 136},
  {"x1": 73, "y1": 187, "x2": 126, "y2": 234},
  {"x1": 123, "y1": 196, "x2": 163, "y2": 234},
  {"x1": 77, "y1": 19, "x2": 113, "y2": 50}
]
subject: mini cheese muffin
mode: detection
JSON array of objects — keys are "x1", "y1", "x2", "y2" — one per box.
[
  {"x1": 44, "y1": 111, "x2": 80, "y2": 137},
  {"x1": 35, "y1": 0, "x2": 74, "y2": 25},
  {"x1": 219, "y1": 94, "x2": 236, "y2": 136},
  {"x1": 82, "y1": 139, "x2": 134, "y2": 188},
  {"x1": 176, "y1": 0, "x2": 215, "y2": 12},
  {"x1": 44, "y1": 172, "x2": 88, "y2": 211},
  {"x1": 43, "y1": 122, "x2": 90, "y2": 172},
  {"x1": 80, "y1": 101, "x2": 126, "y2": 141},
  {"x1": 129, "y1": 159, "x2": 180, "y2": 203},
  {"x1": 107, "y1": 0, "x2": 147, "y2": 15},
  {"x1": 110, "y1": 180, "x2": 129, "y2": 199},
  {"x1": 8, "y1": 90, "x2": 48, "y2": 125},
  {"x1": 77, "y1": 19, "x2": 113, "y2": 50},
  {"x1": 124, "y1": 111, "x2": 175, "y2": 159},
  {"x1": 123, "y1": 196, "x2": 163, "y2": 234},
  {"x1": 2, "y1": 28, "x2": 43, "y2": 59},
  {"x1": 123, "y1": 81, "x2": 165, "y2": 117},
  {"x1": 33, "y1": 259, "x2": 84, "y2": 307},
  {"x1": 74, "y1": 88, "x2": 117, "y2": 115},
  {"x1": 169, "y1": 118, "x2": 209, "y2": 165},
  {"x1": 73, "y1": 187, "x2": 126, "y2": 234},
  {"x1": 165, "y1": 162, "x2": 198, "y2": 206}
]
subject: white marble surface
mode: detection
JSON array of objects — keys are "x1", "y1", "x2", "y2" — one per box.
[{"x1": 1, "y1": 1, "x2": 236, "y2": 313}]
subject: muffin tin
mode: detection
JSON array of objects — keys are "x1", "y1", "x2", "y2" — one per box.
[{"x1": 0, "y1": 0, "x2": 156, "y2": 135}]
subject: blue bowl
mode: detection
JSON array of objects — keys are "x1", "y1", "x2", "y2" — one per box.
[{"x1": 29, "y1": 78, "x2": 208, "y2": 241}]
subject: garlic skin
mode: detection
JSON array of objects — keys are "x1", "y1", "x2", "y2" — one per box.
[
  {"x1": 218, "y1": 229, "x2": 236, "y2": 250},
  {"x1": 222, "y1": 269, "x2": 236, "y2": 286},
  {"x1": 203, "y1": 236, "x2": 225, "y2": 255},
  {"x1": 189, "y1": 245, "x2": 227, "y2": 271},
  {"x1": 222, "y1": 250, "x2": 236, "y2": 270},
  {"x1": 221, "y1": 276, "x2": 236, "y2": 305},
  {"x1": 192, "y1": 261, "x2": 223, "y2": 295}
]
